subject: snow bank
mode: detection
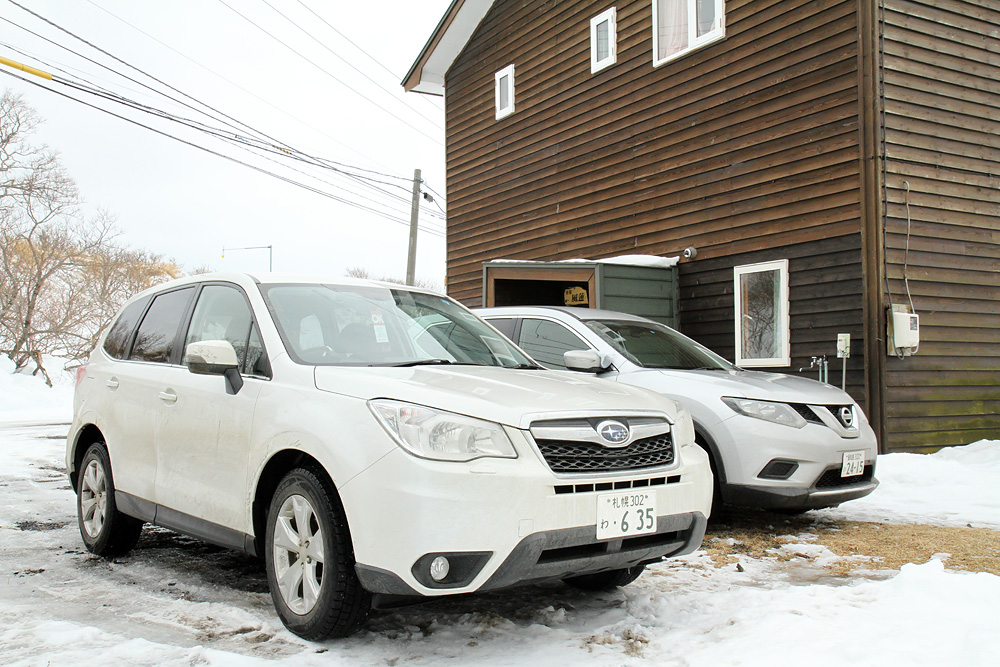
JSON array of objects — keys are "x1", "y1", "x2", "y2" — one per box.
[
  {"x1": 823, "y1": 439, "x2": 1000, "y2": 529},
  {"x1": 0, "y1": 356, "x2": 74, "y2": 425}
]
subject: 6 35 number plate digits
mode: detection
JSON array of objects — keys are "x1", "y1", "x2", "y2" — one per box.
[{"x1": 596, "y1": 490, "x2": 657, "y2": 540}]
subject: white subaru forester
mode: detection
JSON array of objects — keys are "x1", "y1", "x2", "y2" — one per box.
[{"x1": 68, "y1": 273, "x2": 712, "y2": 639}]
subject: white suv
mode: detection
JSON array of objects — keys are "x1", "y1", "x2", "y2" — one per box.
[{"x1": 68, "y1": 274, "x2": 712, "y2": 639}]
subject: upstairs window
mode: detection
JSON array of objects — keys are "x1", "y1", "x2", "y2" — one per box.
[
  {"x1": 653, "y1": 0, "x2": 725, "y2": 67},
  {"x1": 734, "y1": 260, "x2": 790, "y2": 367},
  {"x1": 494, "y1": 64, "x2": 515, "y2": 120},
  {"x1": 590, "y1": 7, "x2": 618, "y2": 73}
]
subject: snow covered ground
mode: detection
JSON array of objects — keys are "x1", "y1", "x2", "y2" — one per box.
[{"x1": 1, "y1": 362, "x2": 998, "y2": 666}]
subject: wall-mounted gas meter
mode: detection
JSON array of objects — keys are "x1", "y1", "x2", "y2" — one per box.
[{"x1": 888, "y1": 305, "x2": 919, "y2": 356}]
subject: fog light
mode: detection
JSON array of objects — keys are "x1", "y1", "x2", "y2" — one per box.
[{"x1": 429, "y1": 556, "x2": 450, "y2": 582}]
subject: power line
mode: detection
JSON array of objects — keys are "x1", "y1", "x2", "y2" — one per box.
[
  {"x1": 258, "y1": 0, "x2": 444, "y2": 131},
  {"x1": 293, "y1": 0, "x2": 444, "y2": 114},
  {"x1": 0, "y1": 67, "x2": 446, "y2": 238},
  {"x1": 82, "y1": 0, "x2": 412, "y2": 177},
  {"x1": 216, "y1": 0, "x2": 444, "y2": 147},
  {"x1": 5, "y1": 2, "x2": 418, "y2": 192},
  {"x1": 2, "y1": 14, "x2": 425, "y2": 200}
]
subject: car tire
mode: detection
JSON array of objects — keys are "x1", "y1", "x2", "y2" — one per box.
[
  {"x1": 265, "y1": 467, "x2": 370, "y2": 640},
  {"x1": 563, "y1": 565, "x2": 646, "y2": 591},
  {"x1": 76, "y1": 443, "x2": 143, "y2": 557}
]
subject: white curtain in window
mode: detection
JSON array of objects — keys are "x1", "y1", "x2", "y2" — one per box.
[{"x1": 657, "y1": 0, "x2": 689, "y2": 61}]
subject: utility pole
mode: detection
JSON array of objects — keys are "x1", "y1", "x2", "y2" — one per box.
[{"x1": 406, "y1": 168, "x2": 422, "y2": 286}]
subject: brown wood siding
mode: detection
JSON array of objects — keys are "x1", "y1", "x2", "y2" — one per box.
[
  {"x1": 880, "y1": 0, "x2": 1000, "y2": 451},
  {"x1": 443, "y1": 0, "x2": 866, "y2": 398}
]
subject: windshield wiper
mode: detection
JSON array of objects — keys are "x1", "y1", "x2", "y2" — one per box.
[
  {"x1": 510, "y1": 363, "x2": 544, "y2": 370},
  {"x1": 387, "y1": 359, "x2": 456, "y2": 367}
]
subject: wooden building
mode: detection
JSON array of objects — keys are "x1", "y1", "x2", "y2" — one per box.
[{"x1": 404, "y1": 0, "x2": 1000, "y2": 453}]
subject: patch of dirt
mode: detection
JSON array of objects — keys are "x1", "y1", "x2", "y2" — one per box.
[
  {"x1": 15, "y1": 520, "x2": 68, "y2": 531},
  {"x1": 705, "y1": 509, "x2": 1000, "y2": 576}
]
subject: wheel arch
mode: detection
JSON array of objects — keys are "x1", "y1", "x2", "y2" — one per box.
[
  {"x1": 69, "y1": 424, "x2": 106, "y2": 492},
  {"x1": 693, "y1": 424, "x2": 728, "y2": 499},
  {"x1": 251, "y1": 449, "x2": 335, "y2": 556}
]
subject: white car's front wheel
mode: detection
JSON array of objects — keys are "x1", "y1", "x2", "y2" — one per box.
[{"x1": 265, "y1": 467, "x2": 370, "y2": 639}]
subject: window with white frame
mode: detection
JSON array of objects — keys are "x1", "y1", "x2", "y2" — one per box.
[
  {"x1": 652, "y1": 0, "x2": 725, "y2": 67},
  {"x1": 590, "y1": 7, "x2": 617, "y2": 73},
  {"x1": 734, "y1": 259, "x2": 790, "y2": 367},
  {"x1": 494, "y1": 64, "x2": 515, "y2": 120}
]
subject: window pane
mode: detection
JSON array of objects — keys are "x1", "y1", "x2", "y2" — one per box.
[
  {"x1": 486, "y1": 317, "x2": 517, "y2": 339},
  {"x1": 695, "y1": 0, "x2": 716, "y2": 37},
  {"x1": 498, "y1": 75, "x2": 510, "y2": 109},
  {"x1": 739, "y1": 269, "x2": 780, "y2": 360},
  {"x1": 244, "y1": 324, "x2": 270, "y2": 377},
  {"x1": 103, "y1": 297, "x2": 150, "y2": 360},
  {"x1": 596, "y1": 20, "x2": 610, "y2": 61},
  {"x1": 656, "y1": 0, "x2": 689, "y2": 61},
  {"x1": 184, "y1": 285, "x2": 254, "y2": 368},
  {"x1": 130, "y1": 288, "x2": 196, "y2": 363},
  {"x1": 517, "y1": 319, "x2": 589, "y2": 369}
]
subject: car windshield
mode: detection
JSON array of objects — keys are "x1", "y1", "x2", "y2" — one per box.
[
  {"x1": 583, "y1": 319, "x2": 734, "y2": 370},
  {"x1": 260, "y1": 283, "x2": 534, "y2": 367}
]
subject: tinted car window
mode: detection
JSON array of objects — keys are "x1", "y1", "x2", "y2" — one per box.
[
  {"x1": 129, "y1": 287, "x2": 196, "y2": 364},
  {"x1": 517, "y1": 319, "x2": 590, "y2": 370},
  {"x1": 244, "y1": 323, "x2": 270, "y2": 377},
  {"x1": 184, "y1": 285, "x2": 254, "y2": 364},
  {"x1": 103, "y1": 296, "x2": 150, "y2": 360},
  {"x1": 487, "y1": 317, "x2": 517, "y2": 339}
]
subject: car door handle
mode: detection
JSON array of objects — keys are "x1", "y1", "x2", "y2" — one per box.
[
  {"x1": 106, "y1": 377, "x2": 120, "y2": 389},
  {"x1": 158, "y1": 390, "x2": 178, "y2": 404}
]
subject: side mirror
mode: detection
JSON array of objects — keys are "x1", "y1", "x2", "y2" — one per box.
[
  {"x1": 185, "y1": 340, "x2": 243, "y2": 394},
  {"x1": 563, "y1": 349, "x2": 611, "y2": 373}
]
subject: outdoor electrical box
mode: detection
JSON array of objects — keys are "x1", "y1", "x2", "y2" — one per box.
[
  {"x1": 888, "y1": 305, "x2": 920, "y2": 356},
  {"x1": 837, "y1": 333, "x2": 851, "y2": 359},
  {"x1": 482, "y1": 258, "x2": 680, "y2": 327}
]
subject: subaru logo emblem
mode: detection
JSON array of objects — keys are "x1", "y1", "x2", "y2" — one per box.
[
  {"x1": 839, "y1": 406, "x2": 854, "y2": 428},
  {"x1": 597, "y1": 420, "x2": 630, "y2": 447}
]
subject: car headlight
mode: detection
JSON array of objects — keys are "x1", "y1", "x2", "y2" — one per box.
[
  {"x1": 721, "y1": 397, "x2": 807, "y2": 429},
  {"x1": 369, "y1": 399, "x2": 517, "y2": 462}
]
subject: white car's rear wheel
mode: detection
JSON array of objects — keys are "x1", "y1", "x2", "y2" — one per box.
[{"x1": 76, "y1": 443, "x2": 143, "y2": 556}]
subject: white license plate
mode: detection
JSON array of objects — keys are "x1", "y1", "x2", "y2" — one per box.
[
  {"x1": 596, "y1": 490, "x2": 657, "y2": 540},
  {"x1": 841, "y1": 450, "x2": 865, "y2": 477}
]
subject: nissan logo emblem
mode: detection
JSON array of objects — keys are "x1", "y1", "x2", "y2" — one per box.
[
  {"x1": 839, "y1": 407, "x2": 854, "y2": 428},
  {"x1": 597, "y1": 420, "x2": 630, "y2": 447}
]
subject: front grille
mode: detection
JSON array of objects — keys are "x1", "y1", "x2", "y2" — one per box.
[
  {"x1": 814, "y1": 464, "x2": 874, "y2": 488},
  {"x1": 791, "y1": 404, "x2": 823, "y2": 424},
  {"x1": 535, "y1": 433, "x2": 674, "y2": 473}
]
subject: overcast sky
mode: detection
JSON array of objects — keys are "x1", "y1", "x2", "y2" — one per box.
[{"x1": 1, "y1": 0, "x2": 452, "y2": 285}]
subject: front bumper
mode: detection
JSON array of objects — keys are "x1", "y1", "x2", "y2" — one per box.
[
  {"x1": 708, "y1": 410, "x2": 879, "y2": 510},
  {"x1": 339, "y1": 430, "x2": 713, "y2": 598},
  {"x1": 726, "y1": 464, "x2": 879, "y2": 510},
  {"x1": 357, "y1": 511, "x2": 707, "y2": 598}
]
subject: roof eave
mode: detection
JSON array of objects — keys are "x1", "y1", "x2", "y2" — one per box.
[{"x1": 402, "y1": 0, "x2": 495, "y2": 96}]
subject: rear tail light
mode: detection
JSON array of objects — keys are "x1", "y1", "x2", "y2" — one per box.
[{"x1": 75, "y1": 364, "x2": 88, "y2": 388}]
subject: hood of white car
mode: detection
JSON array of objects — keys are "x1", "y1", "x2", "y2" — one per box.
[
  {"x1": 628, "y1": 367, "x2": 854, "y2": 405},
  {"x1": 313, "y1": 365, "x2": 678, "y2": 428}
]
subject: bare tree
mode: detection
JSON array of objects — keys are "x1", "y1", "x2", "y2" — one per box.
[
  {"x1": 1, "y1": 91, "x2": 177, "y2": 382},
  {"x1": 345, "y1": 266, "x2": 441, "y2": 292}
]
